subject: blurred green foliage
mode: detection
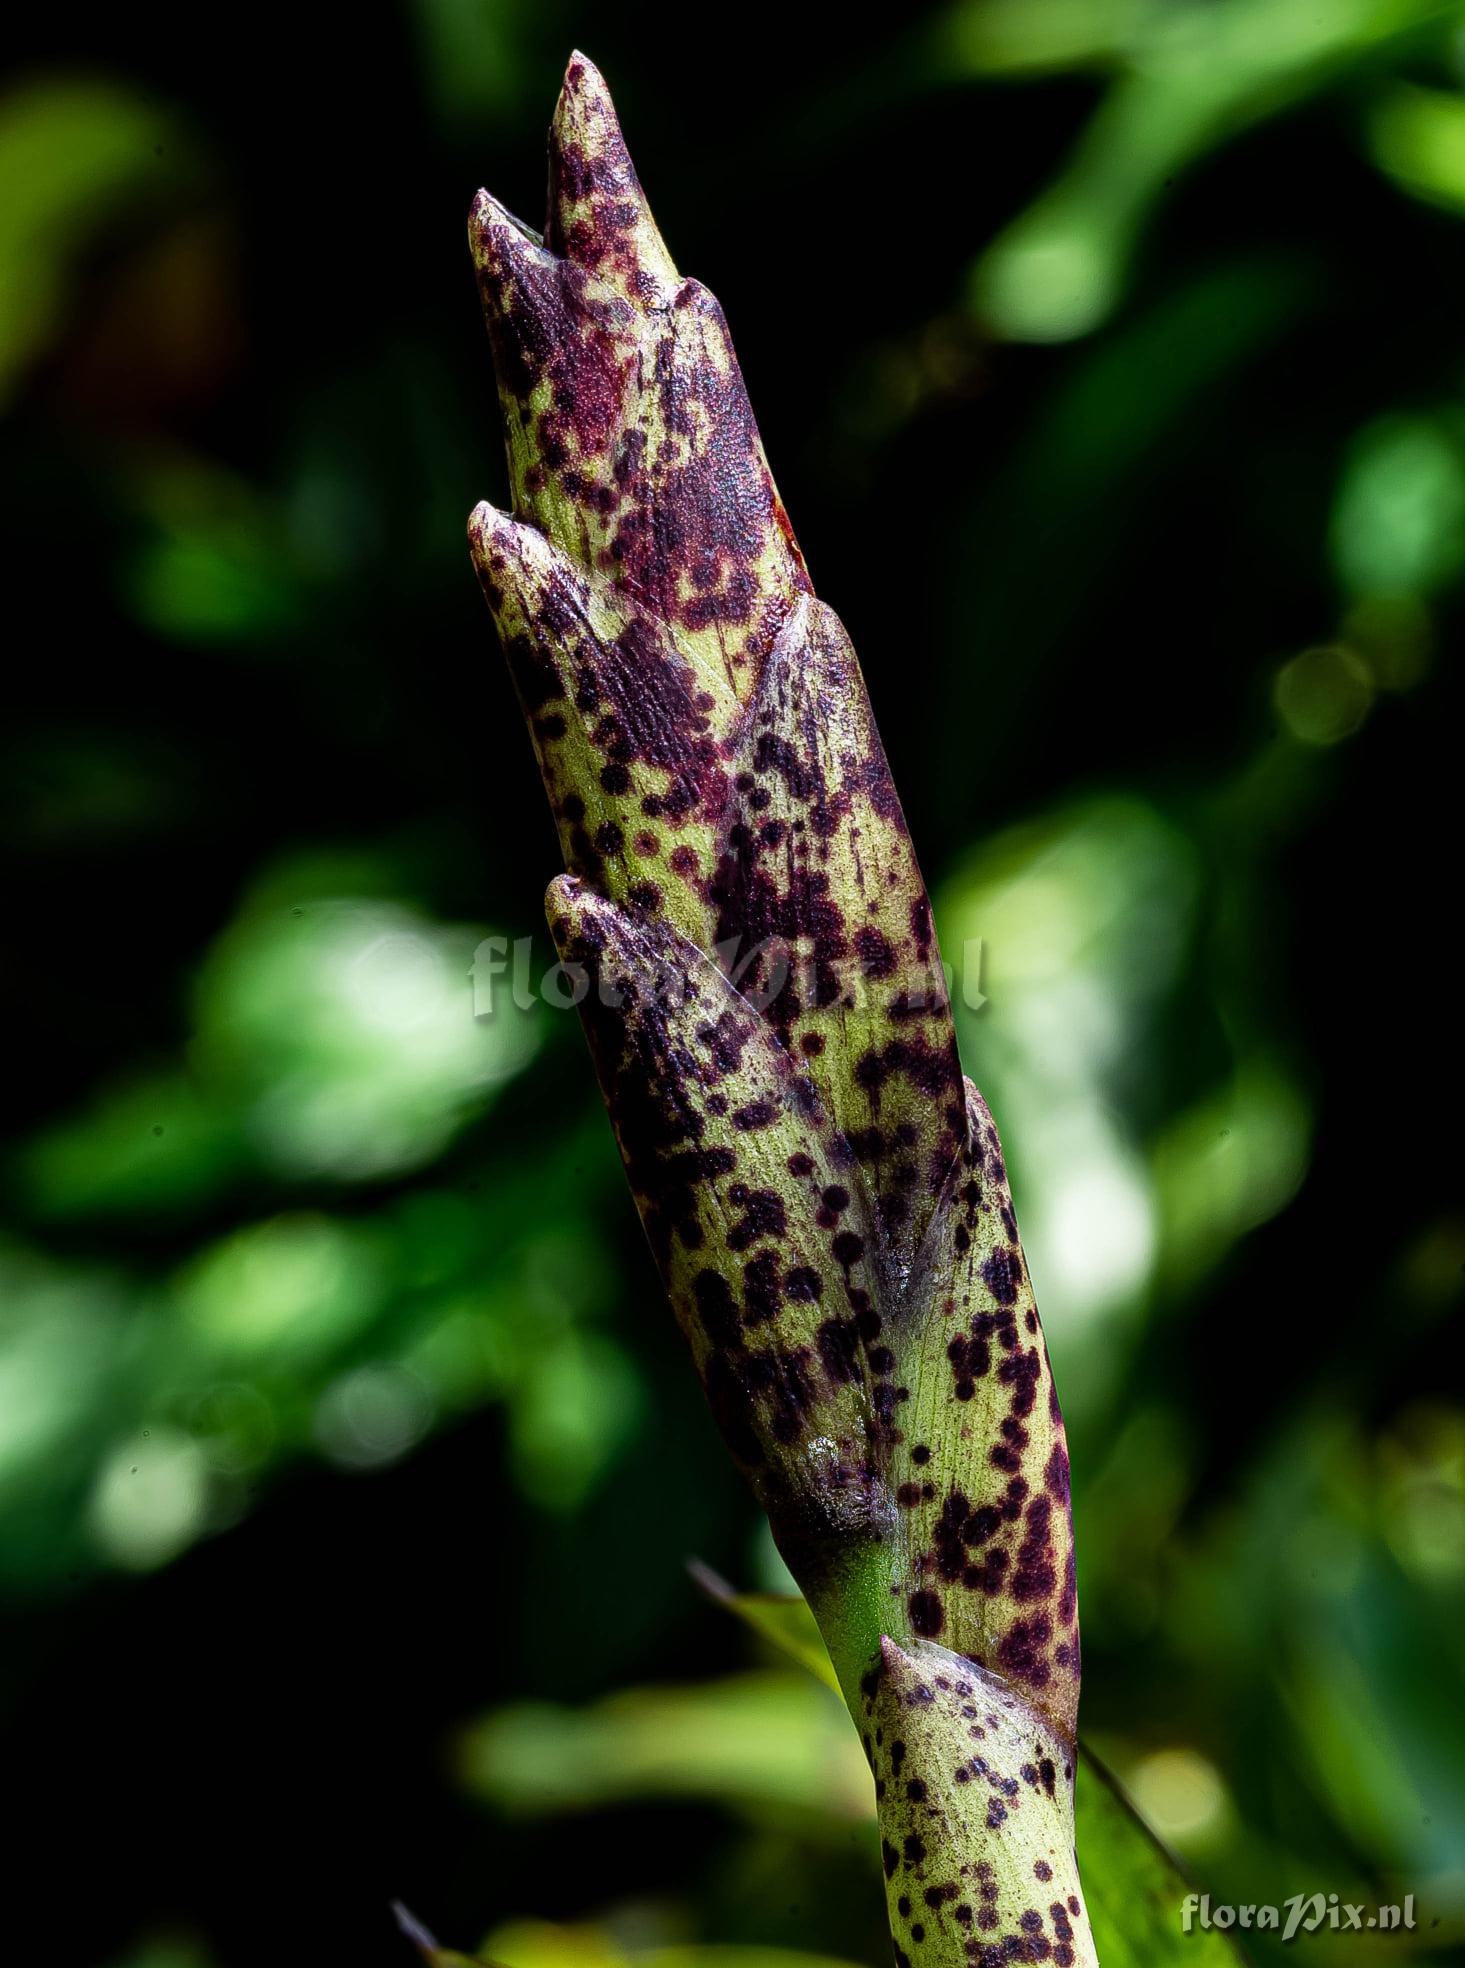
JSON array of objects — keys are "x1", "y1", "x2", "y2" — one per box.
[
  {"x1": 2, "y1": 0, "x2": 1462, "y2": 1964},
  {"x1": 455, "y1": 1618, "x2": 1247, "y2": 1968}
]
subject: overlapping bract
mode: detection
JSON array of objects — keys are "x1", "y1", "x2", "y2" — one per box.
[
  {"x1": 469, "y1": 53, "x2": 1093, "y2": 1966},
  {"x1": 866, "y1": 1639, "x2": 1086, "y2": 1968}
]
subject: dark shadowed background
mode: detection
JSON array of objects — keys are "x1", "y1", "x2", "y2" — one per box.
[{"x1": 2, "y1": 2, "x2": 1463, "y2": 1964}]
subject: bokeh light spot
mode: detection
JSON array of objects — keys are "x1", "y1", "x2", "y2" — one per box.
[
  {"x1": 89, "y1": 1430, "x2": 209, "y2": 1571},
  {"x1": 1331, "y1": 415, "x2": 1465, "y2": 599},
  {"x1": 1125, "y1": 1746, "x2": 1229, "y2": 1848},
  {"x1": 177, "y1": 1213, "x2": 382, "y2": 1357},
  {"x1": 1273, "y1": 644, "x2": 1373, "y2": 747},
  {"x1": 314, "y1": 1364, "x2": 435, "y2": 1470},
  {"x1": 974, "y1": 217, "x2": 1119, "y2": 343}
]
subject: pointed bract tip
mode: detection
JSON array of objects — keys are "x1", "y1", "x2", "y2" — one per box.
[
  {"x1": 467, "y1": 187, "x2": 506, "y2": 239},
  {"x1": 553, "y1": 52, "x2": 623, "y2": 154},
  {"x1": 546, "y1": 872, "x2": 640, "y2": 960},
  {"x1": 546, "y1": 878, "x2": 708, "y2": 1008},
  {"x1": 545, "y1": 870, "x2": 591, "y2": 927},
  {"x1": 466, "y1": 497, "x2": 505, "y2": 550},
  {"x1": 559, "y1": 49, "x2": 607, "y2": 104},
  {"x1": 467, "y1": 188, "x2": 550, "y2": 286},
  {"x1": 467, "y1": 500, "x2": 570, "y2": 588},
  {"x1": 547, "y1": 48, "x2": 677, "y2": 292},
  {"x1": 550, "y1": 52, "x2": 615, "y2": 170},
  {"x1": 466, "y1": 498, "x2": 513, "y2": 573},
  {"x1": 879, "y1": 1633, "x2": 908, "y2": 1674}
]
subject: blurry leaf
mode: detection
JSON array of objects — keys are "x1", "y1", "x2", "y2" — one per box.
[
  {"x1": 125, "y1": 529, "x2": 300, "y2": 642},
  {"x1": 193, "y1": 878, "x2": 540, "y2": 1183},
  {"x1": 176, "y1": 1212, "x2": 386, "y2": 1361},
  {"x1": 943, "y1": 0, "x2": 1141, "y2": 77},
  {"x1": 480, "y1": 1928, "x2": 867, "y2": 1968},
  {"x1": 13, "y1": 861, "x2": 542, "y2": 1224},
  {"x1": 945, "y1": 260, "x2": 1305, "y2": 790},
  {"x1": 509, "y1": 1327, "x2": 645, "y2": 1511},
  {"x1": 638, "y1": 1953, "x2": 867, "y2": 1968},
  {"x1": 458, "y1": 1671, "x2": 873, "y2": 1823},
  {"x1": 121, "y1": 458, "x2": 303, "y2": 643},
  {"x1": 1151, "y1": 1061, "x2": 1311, "y2": 1289},
  {"x1": 16, "y1": 1070, "x2": 244, "y2": 1222},
  {"x1": 463, "y1": 1652, "x2": 1246, "y2": 1965},
  {"x1": 0, "y1": 1242, "x2": 129, "y2": 1490},
  {"x1": 1368, "y1": 81, "x2": 1465, "y2": 213},
  {"x1": 939, "y1": 798, "x2": 1198, "y2": 1401},
  {"x1": 1075, "y1": 1753, "x2": 1245, "y2": 1967},
  {"x1": 1270, "y1": 1419, "x2": 1465, "y2": 1883},
  {"x1": 696, "y1": 1582, "x2": 1244, "y2": 1965},
  {"x1": 689, "y1": 1562, "x2": 843, "y2": 1695},
  {"x1": 967, "y1": 0, "x2": 1452, "y2": 340},
  {"x1": 470, "y1": 1558, "x2": 1240, "y2": 1968},
  {"x1": 0, "y1": 79, "x2": 190, "y2": 400},
  {"x1": 1330, "y1": 413, "x2": 1465, "y2": 600},
  {"x1": 0, "y1": 1114, "x2": 626, "y2": 1589}
]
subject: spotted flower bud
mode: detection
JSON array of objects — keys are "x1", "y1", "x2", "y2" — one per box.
[{"x1": 467, "y1": 54, "x2": 1095, "y2": 1968}]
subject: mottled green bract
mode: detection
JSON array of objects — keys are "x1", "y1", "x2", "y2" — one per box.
[{"x1": 468, "y1": 53, "x2": 1095, "y2": 1968}]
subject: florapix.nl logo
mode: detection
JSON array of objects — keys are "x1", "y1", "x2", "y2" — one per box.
[
  {"x1": 1181, "y1": 1892, "x2": 1417, "y2": 1943},
  {"x1": 470, "y1": 931, "x2": 989, "y2": 1017}
]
